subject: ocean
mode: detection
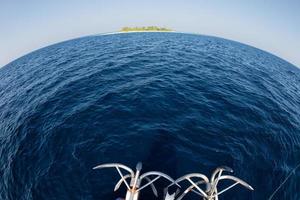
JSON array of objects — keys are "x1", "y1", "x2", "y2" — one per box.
[{"x1": 0, "y1": 32, "x2": 299, "y2": 200}]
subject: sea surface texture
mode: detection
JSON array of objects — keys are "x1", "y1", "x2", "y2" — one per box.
[{"x1": 0, "y1": 33, "x2": 299, "y2": 200}]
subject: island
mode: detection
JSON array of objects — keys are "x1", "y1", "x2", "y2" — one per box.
[{"x1": 120, "y1": 26, "x2": 173, "y2": 32}]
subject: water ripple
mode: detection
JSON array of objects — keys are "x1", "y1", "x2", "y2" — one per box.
[{"x1": 0, "y1": 33, "x2": 299, "y2": 200}]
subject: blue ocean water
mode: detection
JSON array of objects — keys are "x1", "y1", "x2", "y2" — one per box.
[{"x1": 0, "y1": 32, "x2": 299, "y2": 200}]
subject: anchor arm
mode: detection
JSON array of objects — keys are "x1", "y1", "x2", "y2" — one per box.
[
  {"x1": 114, "y1": 174, "x2": 132, "y2": 191},
  {"x1": 167, "y1": 173, "x2": 209, "y2": 198},
  {"x1": 211, "y1": 166, "x2": 233, "y2": 183},
  {"x1": 209, "y1": 174, "x2": 253, "y2": 198},
  {"x1": 144, "y1": 177, "x2": 159, "y2": 197},
  {"x1": 93, "y1": 163, "x2": 135, "y2": 177},
  {"x1": 137, "y1": 171, "x2": 177, "y2": 193},
  {"x1": 140, "y1": 171, "x2": 177, "y2": 185},
  {"x1": 210, "y1": 166, "x2": 233, "y2": 195},
  {"x1": 170, "y1": 173, "x2": 209, "y2": 188},
  {"x1": 114, "y1": 174, "x2": 158, "y2": 196},
  {"x1": 218, "y1": 175, "x2": 254, "y2": 191},
  {"x1": 176, "y1": 180, "x2": 206, "y2": 200},
  {"x1": 93, "y1": 163, "x2": 134, "y2": 190},
  {"x1": 137, "y1": 176, "x2": 160, "y2": 192}
]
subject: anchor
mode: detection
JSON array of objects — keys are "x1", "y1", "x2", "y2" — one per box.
[
  {"x1": 93, "y1": 162, "x2": 177, "y2": 200},
  {"x1": 164, "y1": 166, "x2": 254, "y2": 200}
]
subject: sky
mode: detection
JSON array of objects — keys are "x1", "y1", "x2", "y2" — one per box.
[{"x1": 0, "y1": 0, "x2": 299, "y2": 68}]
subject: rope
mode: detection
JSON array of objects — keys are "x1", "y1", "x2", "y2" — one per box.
[{"x1": 268, "y1": 162, "x2": 300, "y2": 200}]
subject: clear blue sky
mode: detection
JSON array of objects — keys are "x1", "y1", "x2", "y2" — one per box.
[{"x1": 0, "y1": 0, "x2": 299, "y2": 67}]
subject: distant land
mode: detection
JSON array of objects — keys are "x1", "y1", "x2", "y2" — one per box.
[{"x1": 120, "y1": 26, "x2": 173, "y2": 32}]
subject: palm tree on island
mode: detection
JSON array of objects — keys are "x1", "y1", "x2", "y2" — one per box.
[{"x1": 120, "y1": 26, "x2": 173, "y2": 32}]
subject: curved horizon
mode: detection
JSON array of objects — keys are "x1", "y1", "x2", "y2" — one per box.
[
  {"x1": 3, "y1": 31, "x2": 299, "y2": 70},
  {"x1": 0, "y1": 0, "x2": 299, "y2": 68}
]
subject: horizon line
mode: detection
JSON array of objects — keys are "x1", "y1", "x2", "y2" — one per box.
[{"x1": 1, "y1": 31, "x2": 299, "y2": 69}]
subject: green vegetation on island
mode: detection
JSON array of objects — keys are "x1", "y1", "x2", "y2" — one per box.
[{"x1": 120, "y1": 26, "x2": 173, "y2": 32}]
